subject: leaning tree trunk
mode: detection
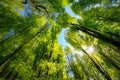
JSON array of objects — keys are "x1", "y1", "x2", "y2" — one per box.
[
  {"x1": 0, "y1": 26, "x2": 49, "y2": 67},
  {"x1": 70, "y1": 23, "x2": 120, "y2": 48},
  {"x1": 82, "y1": 49, "x2": 112, "y2": 80},
  {"x1": 100, "y1": 51, "x2": 120, "y2": 70},
  {"x1": 0, "y1": 25, "x2": 32, "y2": 46}
]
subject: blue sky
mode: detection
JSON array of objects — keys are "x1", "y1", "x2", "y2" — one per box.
[
  {"x1": 58, "y1": 28, "x2": 67, "y2": 48},
  {"x1": 58, "y1": 5, "x2": 80, "y2": 48},
  {"x1": 65, "y1": 6, "x2": 80, "y2": 19}
]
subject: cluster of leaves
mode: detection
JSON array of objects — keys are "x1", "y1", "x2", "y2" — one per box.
[
  {"x1": 65, "y1": 0, "x2": 120, "y2": 80},
  {"x1": 0, "y1": 0, "x2": 120, "y2": 80}
]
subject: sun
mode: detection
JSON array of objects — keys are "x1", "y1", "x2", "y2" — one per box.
[
  {"x1": 88, "y1": 47, "x2": 94, "y2": 53},
  {"x1": 82, "y1": 46, "x2": 94, "y2": 54}
]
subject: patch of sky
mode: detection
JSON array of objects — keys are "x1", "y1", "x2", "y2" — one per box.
[
  {"x1": 58, "y1": 28, "x2": 69, "y2": 48},
  {"x1": 75, "y1": 0, "x2": 79, "y2": 2},
  {"x1": 20, "y1": 4, "x2": 32, "y2": 16},
  {"x1": 54, "y1": 13, "x2": 59, "y2": 21},
  {"x1": 65, "y1": 5, "x2": 81, "y2": 19},
  {"x1": 20, "y1": 9, "x2": 26, "y2": 16},
  {"x1": 58, "y1": 4, "x2": 81, "y2": 49},
  {"x1": 58, "y1": 28, "x2": 83, "y2": 56}
]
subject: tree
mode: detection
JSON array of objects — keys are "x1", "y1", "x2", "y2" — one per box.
[{"x1": 0, "y1": 0, "x2": 120, "y2": 80}]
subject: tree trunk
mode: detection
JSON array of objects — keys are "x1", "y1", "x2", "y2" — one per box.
[
  {"x1": 82, "y1": 49, "x2": 112, "y2": 80},
  {"x1": 0, "y1": 26, "x2": 32, "y2": 46},
  {"x1": 71, "y1": 23, "x2": 120, "y2": 48},
  {"x1": 0, "y1": 63, "x2": 9, "y2": 77},
  {"x1": 12, "y1": 72, "x2": 18, "y2": 80},
  {"x1": 100, "y1": 51, "x2": 120, "y2": 70},
  {"x1": 0, "y1": 31, "x2": 39, "y2": 67}
]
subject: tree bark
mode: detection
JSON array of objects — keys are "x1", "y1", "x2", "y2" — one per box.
[
  {"x1": 0, "y1": 26, "x2": 48, "y2": 67},
  {"x1": 100, "y1": 51, "x2": 120, "y2": 70},
  {"x1": 71, "y1": 23, "x2": 120, "y2": 48},
  {"x1": 0, "y1": 26, "x2": 32, "y2": 46},
  {"x1": 0, "y1": 32, "x2": 39, "y2": 67},
  {"x1": 12, "y1": 72, "x2": 18, "y2": 80},
  {"x1": 82, "y1": 49, "x2": 112, "y2": 80}
]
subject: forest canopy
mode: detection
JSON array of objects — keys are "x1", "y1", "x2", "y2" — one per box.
[{"x1": 0, "y1": 0, "x2": 120, "y2": 80}]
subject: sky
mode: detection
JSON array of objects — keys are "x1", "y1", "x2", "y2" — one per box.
[
  {"x1": 58, "y1": 5, "x2": 80, "y2": 49},
  {"x1": 58, "y1": 28, "x2": 68, "y2": 48},
  {"x1": 65, "y1": 5, "x2": 80, "y2": 19}
]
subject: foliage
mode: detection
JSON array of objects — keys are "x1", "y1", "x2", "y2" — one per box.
[{"x1": 0, "y1": 0, "x2": 120, "y2": 80}]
